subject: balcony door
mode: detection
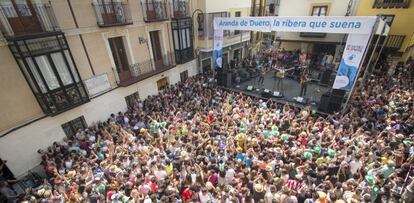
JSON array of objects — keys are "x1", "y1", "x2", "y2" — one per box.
[
  {"x1": 4, "y1": 0, "x2": 42, "y2": 35},
  {"x1": 98, "y1": 0, "x2": 116, "y2": 25},
  {"x1": 145, "y1": 0, "x2": 157, "y2": 20},
  {"x1": 150, "y1": 30, "x2": 163, "y2": 68},
  {"x1": 108, "y1": 37, "x2": 131, "y2": 82}
]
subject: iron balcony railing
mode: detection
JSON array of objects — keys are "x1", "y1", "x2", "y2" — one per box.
[
  {"x1": 384, "y1": 35, "x2": 406, "y2": 50},
  {"x1": 119, "y1": 52, "x2": 175, "y2": 86},
  {"x1": 92, "y1": 2, "x2": 133, "y2": 27},
  {"x1": 172, "y1": 0, "x2": 189, "y2": 18},
  {"x1": 0, "y1": 2, "x2": 59, "y2": 38},
  {"x1": 373, "y1": 0, "x2": 411, "y2": 8},
  {"x1": 141, "y1": 0, "x2": 169, "y2": 22}
]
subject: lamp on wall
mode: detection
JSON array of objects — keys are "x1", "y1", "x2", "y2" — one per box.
[{"x1": 139, "y1": 37, "x2": 148, "y2": 44}]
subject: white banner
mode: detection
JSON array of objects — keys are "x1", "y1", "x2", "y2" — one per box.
[
  {"x1": 214, "y1": 16, "x2": 376, "y2": 34},
  {"x1": 332, "y1": 34, "x2": 371, "y2": 91},
  {"x1": 212, "y1": 29, "x2": 224, "y2": 68}
]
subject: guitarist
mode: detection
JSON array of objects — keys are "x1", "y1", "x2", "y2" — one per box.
[{"x1": 300, "y1": 71, "x2": 310, "y2": 97}]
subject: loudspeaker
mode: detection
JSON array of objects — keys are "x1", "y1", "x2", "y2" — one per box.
[
  {"x1": 327, "y1": 101, "x2": 342, "y2": 113},
  {"x1": 217, "y1": 73, "x2": 232, "y2": 87},
  {"x1": 273, "y1": 91, "x2": 283, "y2": 98},
  {"x1": 246, "y1": 85, "x2": 254, "y2": 91},
  {"x1": 332, "y1": 89, "x2": 346, "y2": 97},
  {"x1": 225, "y1": 73, "x2": 232, "y2": 87},
  {"x1": 261, "y1": 91, "x2": 271, "y2": 98},
  {"x1": 327, "y1": 90, "x2": 346, "y2": 113},
  {"x1": 318, "y1": 93, "x2": 330, "y2": 112},
  {"x1": 320, "y1": 69, "x2": 332, "y2": 85}
]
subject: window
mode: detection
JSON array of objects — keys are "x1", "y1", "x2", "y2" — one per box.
[
  {"x1": 10, "y1": 34, "x2": 89, "y2": 115},
  {"x1": 61, "y1": 116, "x2": 87, "y2": 138},
  {"x1": 208, "y1": 12, "x2": 228, "y2": 38},
  {"x1": 125, "y1": 91, "x2": 140, "y2": 109},
  {"x1": 381, "y1": 15, "x2": 395, "y2": 27},
  {"x1": 171, "y1": 17, "x2": 193, "y2": 64},
  {"x1": 157, "y1": 77, "x2": 169, "y2": 90},
  {"x1": 234, "y1": 11, "x2": 241, "y2": 35},
  {"x1": 180, "y1": 70, "x2": 188, "y2": 82},
  {"x1": 311, "y1": 6, "x2": 328, "y2": 16},
  {"x1": 197, "y1": 13, "x2": 204, "y2": 38}
]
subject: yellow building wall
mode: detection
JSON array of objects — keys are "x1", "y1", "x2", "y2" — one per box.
[
  {"x1": 355, "y1": 0, "x2": 414, "y2": 53},
  {"x1": 0, "y1": 46, "x2": 44, "y2": 132}
]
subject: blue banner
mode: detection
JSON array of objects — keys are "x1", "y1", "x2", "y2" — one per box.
[
  {"x1": 333, "y1": 34, "x2": 371, "y2": 91},
  {"x1": 212, "y1": 29, "x2": 224, "y2": 69}
]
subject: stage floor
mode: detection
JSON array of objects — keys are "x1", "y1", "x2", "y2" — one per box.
[{"x1": 227, "y1": 69, "x2": 331, "y2": 107}]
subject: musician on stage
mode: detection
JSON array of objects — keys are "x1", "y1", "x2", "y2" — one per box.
[
  {"x1": 274, "y1": 66, "x2": 286, "y2": 92},
  {"x1": 300, "y1": 70, "x2": 310, "y2": 97}
]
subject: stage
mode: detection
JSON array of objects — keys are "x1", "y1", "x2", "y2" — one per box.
[{"x1": 223, "y1": 68, "x2": 334, "y2": 112}]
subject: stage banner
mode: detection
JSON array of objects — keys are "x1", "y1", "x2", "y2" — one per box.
[
  {"x1": 332, "y1": 34, "x2": 371, "y2": 91},
  {"x1": 214, "y1": 16, "x2": 376, "y2": 34},
  {"x1": 212, "y1": 29, "x2": 224, "y2": 68}
]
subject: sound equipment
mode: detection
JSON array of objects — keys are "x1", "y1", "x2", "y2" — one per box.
[
  {"x1": 246, "y1": 85, "x2": 254, "y2": 91},
  {"x1": 261, "y1": 89, "x2": 271, "y2": 98},
  {"x1": 318, "y1": 93, "x2": 330, "y2": 112},
  {"x1": 293, "y1": 96, "x2": 309, "y2": 104},
  {"x1": 216, "y1": 69, "x2": 232, "y2": 87},
  {"x1": 327, "y1": 89, "x2": 346, "y2": 113},
  {"x1": 320, "y1": 69, "x2": 332, "y2": 85},
  {"x1": 273, "y1": 91, "x2": 283, "y2": 98}
]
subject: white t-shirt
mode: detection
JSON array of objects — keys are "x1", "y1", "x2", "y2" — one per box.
[
  {"x1": 199, "y1": 192, "x2": 212, "y2": 203},
  {"x1": 349, "y1": 159, "x2": 362, "y2": 174},
  {"x1": 225, "y1": 168, "x2": 235, "y2": 182}
]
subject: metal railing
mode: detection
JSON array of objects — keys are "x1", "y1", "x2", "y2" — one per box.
[
  {"x1": 373, "y1": 0, "x2": 411, "y2": 8},
  {"x1": 384, "y1": 35, "x2": 406, "y2": 50},
  {"x1": 141, "y1": 0, "x2": 169, "y2": 22},
  {"x1": 0, "y1": 2, "x2": 59, "y2": 38},
  {"x1": 172, "y1": 0, "x2": 189, "y2": 18},
  {"x1": 92, "y1": 2, "x2": 132, "y2": 27},
  {"x1": 197, "y1": 12, "x2": 228, "y2": 39},
  {"x1": 120, "y1": 52, "x2": 175, "y2": 86}
]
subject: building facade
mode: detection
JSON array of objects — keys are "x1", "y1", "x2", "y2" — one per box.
[
  {"x1": 250, "y1": 0, "x2": 280, "y2": 54},
  {"x1": 0, "y1": 0, "x2": 198, "y2": 177},
  {"x1": 355, "y1": 0, "x2": 414, "y2": 61},
  {"x1": 276, "y1": 0, "x2": 359, "y2": 63},
  {"x1": 193, "y1": 0, "x2": 251, "y2": 72}
]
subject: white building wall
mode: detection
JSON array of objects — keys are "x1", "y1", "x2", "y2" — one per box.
[
  {"x1": 205, "y1": 0, "x2": 251, "y2": 13},
  {"x1": 0, "y1": 61, "x2": 197, "y2": 177},
  {"x1": 277, "y1": 0, "x2": 350, "y2": 44}
]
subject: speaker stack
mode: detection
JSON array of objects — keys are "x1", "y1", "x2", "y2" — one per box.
[
  {"x1": 261, "y1": 89, "x2": 272, "y2": 98},
  {"x1": 318, "y1": 89, "x2": 346, "y2": 113}
]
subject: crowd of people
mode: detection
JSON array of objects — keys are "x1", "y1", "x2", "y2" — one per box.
[{"x1": 2, "y1": 55, "x2": 414, "y2": 203}]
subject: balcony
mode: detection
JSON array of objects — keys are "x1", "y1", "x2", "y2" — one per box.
[
  {"x1": 172, "y1": 0, "x2": 189, "y2": 18},
  {"x1": 0, "y1": 2, "x2": 60, "y2": 39},
  {"x1": 198, "y1": 12, "x2": 228, "y2": 39},
  {"x1": 92, "y1": 1, "x2": 132, "y2": 27},
  {"x1": 141, "y1": 0, "x2": 169, "y2": 22},
  {"x1": 300, "y1": 32, "x2": 327, "y2": 38},
  {"x1": 119, "y1": 52, "x2": 175, "y2": 86},
  {"x1": 373, "y1": 0, "x2": 411, "y2": 8},
  {"x1": 384, "y1": 35, "x2": 406, "y2": 50}
]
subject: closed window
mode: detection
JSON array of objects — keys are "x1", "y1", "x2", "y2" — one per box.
[
  {"x1": 234, "y1": 11, "x2": 241, "y2": 35},
  {"x1": 311, "y1": 6, "x2": 328, "y2": 16},
  {"x1": 11, "y1": 34, "x2": 89, "y2": 115},
  {"x1": 171, "y1": 17, "x2": 193, "y2": 64}
]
